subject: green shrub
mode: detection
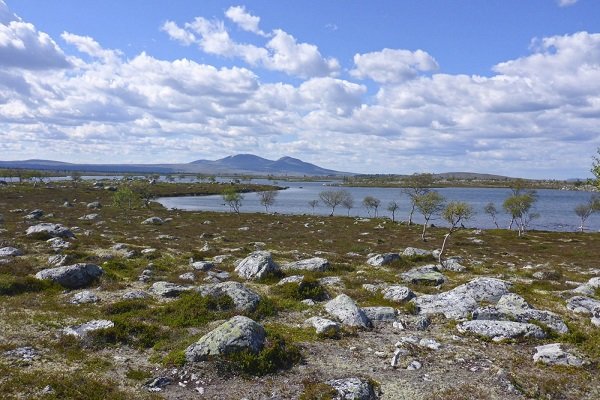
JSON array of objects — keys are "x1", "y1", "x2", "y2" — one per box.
[
  {"x1": 156, "y1": 292, "x2": 234, "y2": 327},
  {"x1": 0, "y1": 275, "x2": 57, "y2": 296},
  {"x1": 88, "y1": 317, "x2": 165, "y2": 349},
  {"x1": 299, "y1": 380, "x2": 336, "y2": 400},
  {"x1": 103, "y1": 299, "x2": 150, "y2": 315},
  {"x1": 271, "y1": 278, "x2": 328, "y2": 301},
  {"x1": 125, "y1": 368, "x2": 153, "y2": 381}
]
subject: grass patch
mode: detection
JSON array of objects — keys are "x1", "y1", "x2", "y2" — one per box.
[
  {"x1": 270, "y1": 277, "x2": 328, "y2": 301},
  {"x1": 156, "y1": 291, "x2": 234, "y2": 327},
  {"x1": 125, "y1": 368, "x2": 153, "y2": 381},
  {"x1": 299, "y1": 380, "x2": 336, "y2": 400},
  {"x1": 0, "y1": 274, "x2": 59, "y2": 296}
]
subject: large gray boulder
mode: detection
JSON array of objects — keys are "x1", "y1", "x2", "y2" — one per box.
[
  {"x1": 457, "y1": 320, "x2": 547, "y2": 341},
  {"x1": 0, "y1": 247, "x2": 23, "y2": 257},
  {"x1": 413, "y1": 277, "x2": 511, "y2": 319},
  {"x1": 196, "y1": 281, "x2": 261, "y2": 312},
  {"x1": 382, "y1": 285, "x2": 415, "y2": 302},
  {"x1": 401, "y1": 265, "x2": 446, "y2": 285},
  {"x1": 26, "y1": 223, "x2": 74, "y2": 239},
  {"x1": 533, "y1": 343, "x2": 584, "y2": 367},
  {"x1": 185, "y1": 316, "x2": 265, "y2": 362},
  {"x1": 281, "y1": 257, "x2": 330, "y2": 272},
  {"x1": 234, "y1": 251, "x2": 281, "y2": 280},
  {"x1": 566, "y1": 296, "x2": 600, "y2": 315},
  {"x1": 325, "y1": 294, "x2": 371, "y2": 329},
  {"x1": 304, "y1": 316, "x2": 340, "y2": 336},
  {"x1": 35, "y1": 263, "x2": 103, "y2": 289},
  {"x1": 366, "y1": 253, "x2": 400, "y2": 267},
  {"x1": 326, "y1": 377, "x2": 379, "y2": 400}
]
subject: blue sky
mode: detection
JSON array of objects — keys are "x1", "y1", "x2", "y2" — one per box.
[{"x1": 1, "y1": 0, "x2": 600, "y2": 178}]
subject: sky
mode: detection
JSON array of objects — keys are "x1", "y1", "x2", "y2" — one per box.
[{"x1": 1, "y1": 0, "x2": 600, "y2": 179}]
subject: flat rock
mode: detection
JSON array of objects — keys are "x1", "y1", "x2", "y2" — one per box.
[
  {"x1": 457, "y1": 320, "x2": 547, "y2": 340},
  {"x1": 440, "y1": 257, "x2": 465, "y2": 272},
  {"x1": 401, "y1": 265, "x2": 446, "y2": 285},
  {"x1": 122, "y1": 290, "x2": 149, "y2": 300},
  {"x1": 277, "y1": 275, "x2": 305, "y2": 285},
  {"x1": 362, "y1": 306, "x2": 397, "y2": 322},
  {"x1": 26, "y1": 223, "x2": 74, "y2": 239},
  {"x1": 190, "y1": 261, "x2": 214, "y2": 271},
  {"x1": 366, "y1": 253, "x2": 400, "y2": 267},
  {"x1": 185, "y1": 316, "x2": 265, "y2": 362},
  {"x1": 326, "y1": 377, "x2": 379, "y2": 400},
  {"x1": 196, "y1": 281, "x2": 261, "y2": 312},
  {"x1": 402, "y1": 247, "x2": 432, "y2": 257},
  {"x1": 47, "y1": 237, "x2": 70, "y2": 250},
  {"x1": 150, "y1": 281, "x2": 193, "y2": 297},
  {"x1": 566, "y1": 296, "x2": 600, "y2": 314},
  {"x1": 382, "y1": 285, "x2": 415, "y2": 302},
  {"x1": 413, "y1": 277, "x2": 512, "y2": 319},
  {"x1": 70, "y1": 290, "x2": 100, "y2": 304},
  {"x1": 63, "y1": 320, "x2": 114, "y2": 338},
  {"x1": 325, "y1": 294, "x2": 371, "y2": 329},
  {"x1": 234, "y1": 251, "x2": 281, "y2": 280},
  {"x1": 142, "y1": 217, "x2": 164, "y2": 225},
  {"x1": 281, "y1": 257, "x2": 330, "y2": 272},
  {"x1": 533, "y1": 343, "x2": 584, "y2": 367},
  {"x1": 304, "y1": 316, "x2": 340, "y2": 336},
  {"x1": 0, "y1": 247, "x2": 23, "y2": 257},
  {"x1": 35, "y1": 263, "x2": 103, "y2": 289}
]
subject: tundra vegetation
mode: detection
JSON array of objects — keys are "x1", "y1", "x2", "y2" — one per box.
[{"x1": 0, "y1": 166, "x2": 599, "y2": 399}]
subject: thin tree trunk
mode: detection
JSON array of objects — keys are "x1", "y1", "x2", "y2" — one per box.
[{"x1": 439, "y1": 233, "x2": 451, "y2": 264}]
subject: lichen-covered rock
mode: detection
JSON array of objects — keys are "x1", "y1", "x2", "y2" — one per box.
[
  {"x1": 26, "y1": 223, "x2": 74, "y2": 239},
  {"x1": 440, "y1": 257, "x2": 465, "y2": 272},
  {"x1": 366, "y1": 253, "x2": 400, "y2": 267},
  {"x1": 63, "y1": 320, "x2": 114, "y2": 338},
  {"x1": 401, "y1": 265, "x2": 446, "y2": 285},
  {"x1": 190, "y1": 260, "x2": 214, "y2": 271},
  {"x1": 325, "y1": 294, "x2": 371, "y2": 329},
  {"x1": 282, "y1": 257, "x2": 330, "y2": 272},
  {"x1": 277, "y1": 275, "x2": 305, "y2": 285},
  {"x1": 533, "y1": 343, "x2": 584, "y2": 367},
  {"x1": 35, "y1": 263, "x2": 103, "y2": 289},
  {"x1": 70, "y1": 290, "x2": 100, "y2": 304},
  {"x1": 326, "y1": 377, "x2": 379, "y2": 400},
  {"x1": 196, "y1": 281, "x2": 261, "y2": 312},
  {"x1": 304, "y1": 316, "x2": 340, "y2": 336},
  {"x1": 413, "y1": 277, "x2": 512, "y2": 319},
  {"x1": 566, "y1": 296, "x2": 600, "y2": 314},
  {"x1": 0, "y1": 247, "x2": 23, "y2": 257},
  {"x1": 142, "y1": 217, "x2": 164, "y2": 225},
  {"x1": 122, "y1": 290, "x2": 150, "y2": 300},
  {"x1": 402, "y1": 247, "x2": 432, "y2": 257},
  {"x1": 185, "y1": 316, "x2": 265, "y2": 362},
  {"x1": 149, "y1": 281, "x2": 193, "y2": 297},
  {"x1": 362, "y1": 306, "x2": 397, "y2": 322},
  {"x1": 457, "y1": 320, "x2": 546, "y2": 340},
  {"x1": 234, "y1": 251, "x2": 280, "y2": 280},
  {"x1": 473, "y1": 293, "x2": 568, "y2": 334},
  {"x1": 382, "y1": 285, "x2": 415, "y2": 302}
]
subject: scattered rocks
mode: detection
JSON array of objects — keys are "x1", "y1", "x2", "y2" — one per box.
[
  {"x1": 3, "y1": 346, "x2": 40, "y2": 362},
  {"x1": 366, "y1": 253, "x2": 400, "y2": 267},
  {"x1": 533, "y1": 343, "x2": 584, "y2": 367},
  {"x1": 70, "y1": 290, "x2": 100, "y2": 304},
  {"x1": 326, "y1": 377, "x2": 379, "y2": 400},
  {"x1": 142, "y1": 217, "x2": 164, "y2": 225},
  {"x1": 149, "y1": 281, "x2": 193, "y2": 298},
  {"x1": 197, "y1": 281, "x2": 261, "y2": 312},
  {"x1": 325, "y1": 294, "x2": 371, "y2": 329},
  {"x1": 145, "y1": 377, "x2": 173, "y2": 392},
  {"x1": 185, "y1": 316, "x2": 266, "y2": 362},
  {"x1": 122, "y1": 290, "x2": 149, "y2": 300},
  {"x1": 281, "y1": 257, "x2": 330, "y2": 272},
  {"x1": 63, "y1": 320, "x2": 114, "y2": 338},
  {"x1": 381, "y1": 285, "x2": 415, "y2": 302},
  {"x1": 401, "y1": 265, "x2": 446, "y2": 285},
  {"x1": 457, "y1": 320, "x2": 547, "y2": 341},
  {"x1": 35, "y1": 263, "x2": 103, "y2": 289},
  {"x1": 26, "y1": 223, "x2": 74, "y2": 239},
  {"x1": 304, "y1": 316, "x2": 340, "y2": 336},
  {"x1": 234, "y1": 251, "x2": 281, "y2": 280}
]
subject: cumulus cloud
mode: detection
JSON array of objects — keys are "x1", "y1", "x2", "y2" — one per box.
[
  {"x1": 0, "y1": 2, "x2": 70, "y2": 70},
  {"x1": 61, "y1": 32, "x2": 122, "y2": 64},
  {"x1": 557, "y1": 0, "x2": 578, "y2": 7},
  {"x1": 351, "y1": 48, "x2": 438, "y2": 84},
  {"x1": 225, "y1": 5, "x2": 268, "y2": 37}
]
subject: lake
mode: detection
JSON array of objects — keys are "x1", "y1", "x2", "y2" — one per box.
[{"x1": 155, "y1": 180, "x2": 600, "y2": 233}]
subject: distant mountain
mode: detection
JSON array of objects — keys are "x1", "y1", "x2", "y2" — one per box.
[{"x1": 0, "y1": 154, "x2": 351, "y2": 176}]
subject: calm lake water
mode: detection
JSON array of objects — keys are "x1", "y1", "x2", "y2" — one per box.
[{"x1": 156, "y1": 180, "x2": 600, "y2": 233}]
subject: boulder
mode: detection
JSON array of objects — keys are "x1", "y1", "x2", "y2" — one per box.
[
  {"x1": 48, "y1": 254, "x2": 70, "y2": 267},
  {"x1": 282, "y1": 257, "x2": 330, "y2": 272},
  {"x1": 362, "y1": 306, "x2": 397, "y2": 322},
  {"x1": 381, "y1": 285, "x2": 415, "y2": 302},
  {"x1": 149, "y1": 281, "x2": 192, "y2": 298},
  {"x1": 277, "y1": 275, "x2": 305, "y2": 285},
  {"x1": 439, "y1": 257, "x2": 465, "y2": 272},
  {"x1": 366, "y1": 253, "x2": 400, "y2": 267},
  {"x1": 190, "y1": 261, "x2": 214, "y2": 271},
  {"x1": 326, "y1": 377, "x2": 379, "y2": 400},
  {"x1": 87, "y1": 201, "x2": 102, "y2": 209},
  {"x1": 566, "y1": 296, "x2": 600, "y2": 314},
  {"x1": 402, "y1": 247, "x2": 432, "y2": 257},
  {"x1": 178, "y1": 272, "x2": 196, "y2": 281},
  {"x1": 47, "y1": 237, "x2": 71, "y2": 250},
  {"x1": 122, "y1": 290, "x2": 150, "y2": 300},
  {"x1": 185, "y1": 316, "x2": 265, "y2": 362},
  {"x1": 401, "y1": 265, "x2": 446, "y2": 285},
  {"x1": 142, "y1": 217, "x2": 164, "y2": 225},
  {"x1": 25, "y1": 209, "x2": 44, "y2": 220},
  {"x1": 304, "y1": 316, "x2": 340, "y2": 336},
  {"x1": 533, "y1": 343, "x2": 584, "y2": 367},
  {"x1": 196, "y1": 281, "x2": 261, "y2": 312},
  {"x1": 35, "y1": 263, "x2": 103, "y2": 289},
  {"x1": 325, "y1": 294, "x2": 371, "y2": 329},
  {"x1": 413, "y1": 277, "x2": 511, "y2": 319},
  {"x1": 70, "y1": 290, "x2": 100, "y2": 304},
  {"x1": 79, "y1": 214, "x2": 99, "y2": 221},
  {"x1": 26, "y1": 223, "x2": 74, "y2": 239},
  {"x1": 473, "y1": 293, "x2": 568, "y2": 334},
  {"x1": 0, "y1": 247, "x2": 23, "y2": 257},
  {"x1": 457, "y1": 320, "x2": 546, "y2": 340},
  {"x1": 63, "y1": 320, "x2": 114, "y2": 338},
  {"x1": 234, "y1": 251, "x2": 281, "y2": 280}
]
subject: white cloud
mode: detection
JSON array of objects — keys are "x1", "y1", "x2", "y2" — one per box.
[
  {"x1": 557, "y1": 0, "x2": 578, "y2": 7},
  {"x1": 351, "y1": 48, "x2": 438, "y2": 84},
  {"x1": 225, "y1": 5, "x2": 268, "y2": 37},
  {"x1": 61, "y1": 32, "x2": 122, "y2": 64},
  {"x1": 161, "y1": 20, "x2": 196, "y2": 46}
]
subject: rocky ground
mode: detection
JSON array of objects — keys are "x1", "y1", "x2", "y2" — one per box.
[{"x1": 0, "y1": 181, "x2": 599, "y2": 399}]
